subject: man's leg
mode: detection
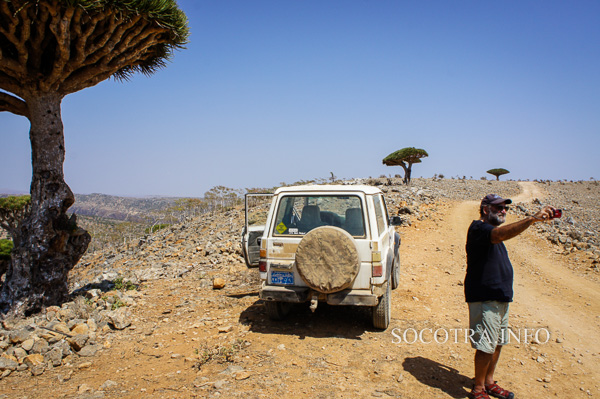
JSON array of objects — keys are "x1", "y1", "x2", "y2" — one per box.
[
  {"x1": 473, "y1": 345, "x2": 502, "y2": 392},
  {"x1": 485, "y1": 345, "x2": 502, "y2": 385}
]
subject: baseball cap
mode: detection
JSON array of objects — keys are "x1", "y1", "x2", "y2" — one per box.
[{"x1": 481, "y1": 194, "x2": 512, "y2": 206}]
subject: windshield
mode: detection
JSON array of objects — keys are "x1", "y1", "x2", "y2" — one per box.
[{"x1": 273, "y1": 195, "x2": 365, "y2": 237}]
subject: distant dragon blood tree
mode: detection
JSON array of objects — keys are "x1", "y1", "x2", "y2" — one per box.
[
  {"x1": 0, "y1": 0, "x2": 189, "y2": 316},
  {"x1": 487, "y1": 168, "x2": 510, "y2": 181},
  {"x1": 383, "y1": 147, "x2": 429, "y2": 184}
]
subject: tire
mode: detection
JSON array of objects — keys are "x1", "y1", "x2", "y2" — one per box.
[
  {"x1": 391, "y1": 250, "x2": 400, "y2": 290},
  {"x1": 372, "y1": 282, "x2": 391, "y2": 330},
  {"x1": 264, "y1": 301, "x2": 292, "y2": 321},
  {"x1": 295, "y1": 226, "x2": 360, "y2": 293}
]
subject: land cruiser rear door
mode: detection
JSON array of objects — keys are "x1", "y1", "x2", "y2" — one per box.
[
  {"x1": 372, "y1": 193, "x2": 395, "y2": 281},
  {"x1": 241, "y1": 193, "x2": 274, "y2": 268}
]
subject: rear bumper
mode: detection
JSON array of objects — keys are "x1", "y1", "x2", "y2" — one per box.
[
  {"x1": 327, "y1": 289, "x2": 378, "y2": 306},
  {"x1": 259, "y1": 285, "x2": 310, "y2": 303},
  {"x1": 260, "y1": 283, "x2": 378, "y2": 306}
]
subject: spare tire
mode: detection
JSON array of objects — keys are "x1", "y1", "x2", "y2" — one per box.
[{"x1": 295, "y1": 226, "x2": 360, "y2": 293}]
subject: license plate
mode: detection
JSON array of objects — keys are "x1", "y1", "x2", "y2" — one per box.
[{"x1": 271, "y1": 271, "x2": 294, "y2": 285}]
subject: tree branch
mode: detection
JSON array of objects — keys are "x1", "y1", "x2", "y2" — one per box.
[
  {"x1": 81, "y1": 9, "x2": 120, "y2": 65},
  {"x1": 0, "y1": 73, "x2": 26, "y2": 98},
  {"x1": 70, "y1": 7, "x2": 99, "y2": 65},
  {"x1": 28, "y1": 1, "x2": 52, "y2": 71},
  {"x1": 44, "y1": 7, "x2": 75, "y2": 90},
  {"x1": 0, "y1": 0, "x2": 29, "y2": 72},
  {"x1": 0, "y1": 91, "x2": 29, "y2": 118},
  {"x1": 81, "y1": 14, "x2": 143, "y2": 70},
  {"x1": 61, "y1": 24, "x2": 165, "y2": 94}
]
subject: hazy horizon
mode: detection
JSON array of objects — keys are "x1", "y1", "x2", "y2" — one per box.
[{"x1": 3, "y1": 176, "x2": 597, "y2": 199}]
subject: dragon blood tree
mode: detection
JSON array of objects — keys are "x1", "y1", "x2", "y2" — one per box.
[
  {"x1": 383, "y1": 147, "x2": 429, "y2": 185},
  {"x1": 487, "y1": 168, "x2": 510, "y2": 181},
  {"x1": 0, "y1": 0, "x2": 189, "y2": 315}
]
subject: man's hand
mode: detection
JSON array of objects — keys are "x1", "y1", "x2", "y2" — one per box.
[{"x1": 532, "y1": 206, "x2": 557, "y2": 222}]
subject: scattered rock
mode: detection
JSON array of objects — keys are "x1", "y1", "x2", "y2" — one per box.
[
  {"x1": 78, "y1": 344, "x2": 102, "y2": 357},
  {"x1": 218, "y1": 325, "x2": 233, "y2": 333},
  {"x1": 45, "y1": 347, "x2": 63, "y2": 367},
  {"x1": 220, "y1": 365, "x2": 244, "y2": 375},
  {"x1": 78, "y1": 361, "x2": 93, "y2": 369},
  {"x1": 78, "y1": 383, "x2": 92, "y2": 394},
  {"x1": 67, "y1": 334, "x2": 89, "y2": 352},
  {"x1": 31, "y1": 338, "x2": 49, "y2": 354},
  {"x1": 0, "y1": 357, "x2": 18, "y2": 372},
  {"x1": 235, "y1": 371, "x2": 251, "y2": 380},
  {"x1": 213, "y1": 379, "x2": 228, "y2": 389},
  {"x1": 106, "y1": 309, "x2": 132, "y2": 330},
  {"x1": 100, "y1": 380, "x2": 118, "y2": 390},
  {"x1": 8, "y1": 328, "x2": 30, "y2": 345},
  {"x1": 213, "y1": 278, "x2": 226, "y2": 289},
  {"x1": 23, "y1": 354, "x2": 44, "y2": 368},
  {"x1": 21, "y1": 338, "x2": 35, "y2": 352}
]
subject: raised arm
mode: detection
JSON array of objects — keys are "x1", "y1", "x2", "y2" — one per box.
[{"x1": 490, "y1": 206, "x2": 556, "y2": 244}]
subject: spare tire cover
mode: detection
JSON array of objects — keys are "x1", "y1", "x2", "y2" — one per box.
[{"x1": 295, "y1": 226, "x2": 360, "y2": 293}]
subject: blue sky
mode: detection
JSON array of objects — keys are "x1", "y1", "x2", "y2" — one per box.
[{"x1": 2, "y1": 0, "x2": 599, "y2": 197}]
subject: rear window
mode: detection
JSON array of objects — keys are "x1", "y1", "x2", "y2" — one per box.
[{"x1": 273, "y1": 195, "x2": 365, "y2": 237}]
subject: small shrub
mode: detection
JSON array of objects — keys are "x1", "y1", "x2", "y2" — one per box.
[
  {"x1": 145, "y1": 223, "x2": 170, "y2": 234},
  {"x1": 195, "y1": 339, "x2": 247, "y2": 368},
  {"x1": 113, "y1": 277, "x2": 137, "y2": 291},
  {"x1": 111, "y1": 298, "x2": 125, "y2": 310}
]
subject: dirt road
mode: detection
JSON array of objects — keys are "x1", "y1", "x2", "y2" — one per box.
[{"x1": 2, "y1": 191, "x2": 599, "y2": 398}]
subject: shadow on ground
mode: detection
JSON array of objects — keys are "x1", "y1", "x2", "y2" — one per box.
[
  {"x1": 403, "y1": 356, "x2": 472, "y2": 398},
  {"x1": 239, "y1": 299, "x2": 373, "y2": 339}
]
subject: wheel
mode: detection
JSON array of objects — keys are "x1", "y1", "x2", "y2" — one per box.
[
  {"x1": 372, "y1": 282, "x2": 391, "y2": 330},
  {"x1": 295, "y1": 226, "x2": 360, "y2": 293},
  {"x1": 391, "y1": 250, "x2": 400, "y2": 290},
  {"x1": 264, "y1": 301, "x2": 292, "y2": 321}
]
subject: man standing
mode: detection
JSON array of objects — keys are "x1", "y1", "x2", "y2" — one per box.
[{"x1": 465, "y1": 194, "x2": 557, "y2": 399}]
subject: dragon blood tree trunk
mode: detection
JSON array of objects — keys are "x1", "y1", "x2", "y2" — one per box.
[{"x1": 0, "y1": 94, "x2": 90, "y2": 316}]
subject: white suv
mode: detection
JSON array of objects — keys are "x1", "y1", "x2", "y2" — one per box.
[{"x1": 241, "y1": 185, "x2": 401, "y2": 329}]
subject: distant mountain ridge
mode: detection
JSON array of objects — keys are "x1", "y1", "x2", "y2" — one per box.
[
  {"x1": 0, "y1": 189, "x2": 29, "y2": 196},
  {"x1": 1, "y1": 192, "x2": 182, "y2": 222},
  {"x1": 71, "y1": 193, "x2": 181, "y2": 222}
]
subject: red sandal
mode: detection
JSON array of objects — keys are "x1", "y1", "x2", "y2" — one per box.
[
  {"x1": 485, "y1": 382, "x2": 515, "y2": 399},
  {"x1": 468, "y1": 387, "x2": 491, "y2": 399}
]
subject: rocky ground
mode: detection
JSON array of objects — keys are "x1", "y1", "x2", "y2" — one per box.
[{"x1": 0, "y1": 178, "x2": 598, "y2": 398}]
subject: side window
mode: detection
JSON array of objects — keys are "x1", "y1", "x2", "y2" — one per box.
[
  {"x1": 372, "y1": 195, "x2": 386, "y2": 236},
  {"x1": 381, "y1": 195, "x2": 391, "y2": 221}
]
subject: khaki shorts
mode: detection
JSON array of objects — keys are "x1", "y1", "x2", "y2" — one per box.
[{"x1": 468, "y1": 301, "x2": 510, "y2": 354}]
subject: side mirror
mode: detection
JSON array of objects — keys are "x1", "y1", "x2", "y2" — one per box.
[{"x1": 390, "y1": 216, "x2": 402, "y2": 226}]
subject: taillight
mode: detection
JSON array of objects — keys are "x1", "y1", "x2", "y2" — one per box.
[
  {"x1": 259, "y1": 249, "x2": 267, "y2": 272},
  {"x1": 372, "y1": 251, "x2": 383, "y2": 277},
  {"x1": 372, "y1": 264, "x2": 383, "y2": 277}
]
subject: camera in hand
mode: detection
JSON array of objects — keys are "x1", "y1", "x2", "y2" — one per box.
[{"x1": 551, "y1": 209, "x2": 562, "y2": 219}]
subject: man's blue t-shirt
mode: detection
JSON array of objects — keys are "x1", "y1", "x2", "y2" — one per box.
[{"x1": 464, "y1": 220, "x2": 514, "y2": 302}]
